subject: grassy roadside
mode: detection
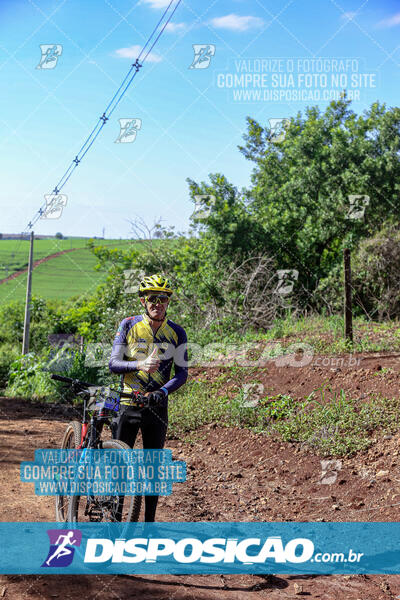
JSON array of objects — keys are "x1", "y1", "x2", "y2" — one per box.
[
  {"x1": 203, "y1": 313, "x2": 400, "y2": 356},
  {"x1": 266, "y1": 313, "x2": 400, "y2": 354},
  {"x1": 168, "y1": 375, "x2": 400, "y2": 457}
]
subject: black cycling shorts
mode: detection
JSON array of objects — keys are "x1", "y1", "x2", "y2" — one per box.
[
  {"x1": 111, "y1": 405, "x2": 168, "y2": 522},
  {"x1": 111, "y1": 404, "x2": 168, "y2": 450}
]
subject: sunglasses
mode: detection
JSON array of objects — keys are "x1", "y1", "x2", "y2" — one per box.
[{"x1": 145, "y1": 294, "x2": 170, "y2": 305}]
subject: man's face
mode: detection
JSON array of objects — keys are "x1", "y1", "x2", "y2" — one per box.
[{"x1": 140, "y1": 294, "x2": 170, "y2": 321}]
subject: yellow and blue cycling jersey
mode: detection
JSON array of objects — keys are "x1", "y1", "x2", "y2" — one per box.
[{"x1": 109, "y1": 313, "x2": 188, "y2": 400}]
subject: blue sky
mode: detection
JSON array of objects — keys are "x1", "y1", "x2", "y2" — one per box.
[{"x1": 1, "y1": 0, "x2": 400, "y2": 238}]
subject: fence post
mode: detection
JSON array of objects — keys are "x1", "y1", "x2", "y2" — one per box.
[{"x1": 343, "y1": 248, "x2": 353, "y2": 343}]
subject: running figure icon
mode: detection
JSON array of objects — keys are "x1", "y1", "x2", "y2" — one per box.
[
  {"x1": 42, "y1": 529, "x2": 82, "y2": 568},
  {"x1": 46, "y1": 531, "x2": 77, "y2": 565}
]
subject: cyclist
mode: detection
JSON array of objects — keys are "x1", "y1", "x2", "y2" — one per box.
[{"x1": 109, "y1": 274, "x2": 188, "y2": 521}]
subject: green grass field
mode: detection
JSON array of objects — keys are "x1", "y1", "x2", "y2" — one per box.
[
  {"x1": 0, "y1": 237, "x2": 136, "y2": 303},
  {"x1": 0, "y1": 237, "x2": 132, "y2": 279}
]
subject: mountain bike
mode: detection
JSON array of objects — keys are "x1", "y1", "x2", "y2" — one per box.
[{"x1": 51, "y1": 374, "x2": 149, "y2": 523}]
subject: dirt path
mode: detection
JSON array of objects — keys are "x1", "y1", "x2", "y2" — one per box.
[
  {"x1": 0, "y1": 248, "x2": 78, "y2": 285},
  {"x1": 2, "y1": 352, "x2": 400, "y2": 598}
]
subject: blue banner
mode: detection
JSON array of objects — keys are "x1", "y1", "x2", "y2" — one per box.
[
  {"x1": 1, "y1": 522, "x2": 400, "y2": 574},
  {"x1": 20, "y1": 449, "x2": 186, "y2": 495}
]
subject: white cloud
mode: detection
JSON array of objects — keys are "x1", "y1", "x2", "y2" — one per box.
[
  {"x1": 377, "y1": 12, "x2": 400, "y2": 28},
  {"x1": 141, "y1": 0, "x2": 171, "y2": 8},
  {"x1": 165, "y1": 22, "x2": 186, "y2": 33},
  {"x1": 341, "y1": 11, "x2": 356, "y2": 21},
  {"x1": 114, "y1": 45, "x2": 162, "y2": 62},
  {"x1": 210, "y1": 14, "x2": 264, "y2": 32}
]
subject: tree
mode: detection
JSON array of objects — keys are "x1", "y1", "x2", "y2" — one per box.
[
  {"x1": 187, "y1": 95, "x2": 400, "y2": 306},
  {"x1": 238, "y1": 96, "x2": 400, "y2": 293},
  {"x1": 55, "y1": 232, "x2": 63, "y2": 239}
]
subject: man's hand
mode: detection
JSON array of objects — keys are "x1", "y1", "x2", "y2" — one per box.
[
  {"x1": 148, "y1": 389, "x2": 168, "y2": 408},
  {"x1": 137, "y1": 347, "x2": 160, "y2": 373}
]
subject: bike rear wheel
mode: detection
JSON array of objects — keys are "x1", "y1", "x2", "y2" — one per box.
[
  {"x1": 67, "y1": 439, "x2": 142, "y2": 523},
  {"x1": 56, "y1": 420, "x2": 81, "y2": 522}
]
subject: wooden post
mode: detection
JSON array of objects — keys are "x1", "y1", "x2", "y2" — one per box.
[
  {"x1": 344, "y1": 248, "x2": 353, "y2": 343},
  {"x1": 22, "y1": 231, "x2": 34, "y2": 354}
]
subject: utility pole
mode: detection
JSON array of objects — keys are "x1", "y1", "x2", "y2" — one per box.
[
  {"x1": 343, "y1": 248, "x2": 353, "y2": 343},
  {"x1": 22, "y1": 231, "x2": 34, "y2": 354}
]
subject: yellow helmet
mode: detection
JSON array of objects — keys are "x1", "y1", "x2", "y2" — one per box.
[{"x1": 138, "y1": 274, "x2": 173, "y2": 296}]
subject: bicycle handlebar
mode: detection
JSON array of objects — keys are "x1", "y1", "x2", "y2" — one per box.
[
  {"x1": 50, "y1": 373, "x2": 148, "y2": 401},
  {"x1": 51, "y1": 374, "x2": 94, "y2": 388}
]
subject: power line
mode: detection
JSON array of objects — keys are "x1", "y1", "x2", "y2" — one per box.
[{"x1": 22, "y1": 0, "x2": 182, "y2": 235}]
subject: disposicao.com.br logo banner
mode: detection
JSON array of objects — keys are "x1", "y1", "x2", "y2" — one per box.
[{"x1": 1, "y1": 522, "x2": 400, "y2": 574}]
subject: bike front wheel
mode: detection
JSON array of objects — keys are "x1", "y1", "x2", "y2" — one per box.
[
  {"x1": 67, "y1": 439, "x2": 142, "y2": 523},
  {"x1": 56, "y1": 420, "x2": 82, "y2": 522}
]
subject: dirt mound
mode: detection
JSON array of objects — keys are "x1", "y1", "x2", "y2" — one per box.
[{"x1": 191, "y1": 350, "x2": 400, "y2": 401}]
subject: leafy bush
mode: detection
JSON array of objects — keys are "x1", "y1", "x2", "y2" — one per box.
[
  {"x1": 0, "y1": 298, "x2": 67, "y2": 349},
  {"x1": 5, "y1": 346, "x2": 106, "y2": 402},
  {"x1": 0, "y1": 344, "x2": 20, "y2": 391},
  {"x1": 316, "y1": 225, "x2": 400, "y2": 319},
  {"x1": 0, "y1": 301, "x2": 24, "y2": 346},
  {"x1": 0, "y1": 297, "x2": 76, "y2": 391},
  {"x1": 351, "y1": 226, "x2": 400, "y2": 320},
  {"x1": 6, "y1": 352, "x2": 56, "y2": 399}
]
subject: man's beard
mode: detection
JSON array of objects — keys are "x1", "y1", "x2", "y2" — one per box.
[{"x1": 145, "y1": 307, "x2": 166, "y2": 322}]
